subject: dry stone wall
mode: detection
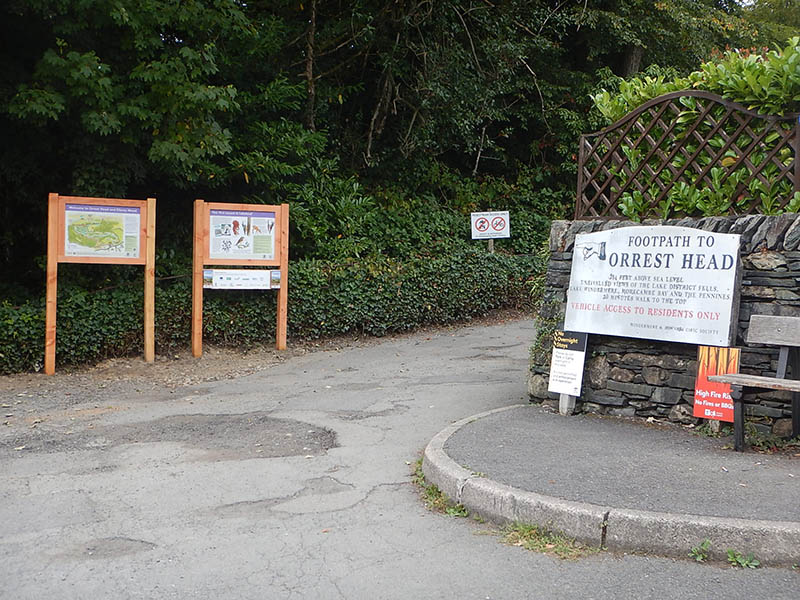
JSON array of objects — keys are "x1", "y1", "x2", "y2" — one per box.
[{"x1": 528, "y1": 214, "x2": 800, "y2": 436}]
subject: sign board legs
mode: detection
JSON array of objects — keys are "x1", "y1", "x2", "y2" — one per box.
[
  {"x1": 44, "y1": 193, "x2": 59, "y2": 375},
  {"x1": 790, "y1": 348, "x2": 800, "y2": 438},
  {"x1": 191, "y1": 200, "x2": 205, "y2": 358},
  {"x1": 733, "y1": 388, "x2": 744, "y2": 452},
  {"x1": 143, "y1": 197, "x2": 156, "y2": 363},
  {"x1": 276, "y1": 204, "x2": 289, "y2": 350}
]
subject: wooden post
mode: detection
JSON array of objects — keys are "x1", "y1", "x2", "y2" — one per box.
[
  {"x1": 143, "y1": 198, "x2": 156, "y2": 362},
  {"x1": 487, "y1": 238, "x2": 494, "y2": 254},
  {"x1": 276, "y1": 203, "x2": 289, "y2": 350},
  {"x1": 44, "y1": 193, "x2": 59, "y2": 375},
  {"x1": 191, "y1": 199, "x2": 205, "y2": 357}
]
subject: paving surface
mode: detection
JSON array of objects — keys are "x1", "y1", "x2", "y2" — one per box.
[
  {"x1": 445, "y1": 405, "x2": 800, "y2": 521},
  {"x1": 2, "y1": 317, "x2": 800, "y2": 599}
]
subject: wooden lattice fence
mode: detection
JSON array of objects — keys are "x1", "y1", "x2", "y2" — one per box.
[{"x1": 576, "y1": 91, "x2": 800, "y2": 220}]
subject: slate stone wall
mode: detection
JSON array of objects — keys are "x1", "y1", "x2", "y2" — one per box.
[{"x1": 528, "y1": 214, "x2": 800, "y2": 436}]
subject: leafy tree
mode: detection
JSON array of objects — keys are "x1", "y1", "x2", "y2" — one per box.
[
  {"x1": 744, "y1": 0, "x2": 800, "y2": 45},
  {"x1": 0, "y1": 0, "x2": 784, "y2": 296}
]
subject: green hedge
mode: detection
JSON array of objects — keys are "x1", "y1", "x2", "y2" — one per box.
[{"x1": 0, "y1": 248, "x2": 538, "y2": 374}]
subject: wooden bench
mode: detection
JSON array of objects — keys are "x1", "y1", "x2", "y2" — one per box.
[{"x1": 708, "y1": 315, "x2": 800, "y2": 451}]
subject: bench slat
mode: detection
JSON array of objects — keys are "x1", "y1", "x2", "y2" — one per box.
[
  {"x1": 746, "y1": 315, "x2": 800, "y2": 346},
  {"x1": 708, "y1": 373, "x2": 800, "y2": 393}
]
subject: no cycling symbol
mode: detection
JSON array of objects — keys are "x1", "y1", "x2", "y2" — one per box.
[
  {"x1": 491, "y1": 216, "x2": 506, "y2": 231},
  {"x1": 475, "y1": 217, "x2": 490, "y2": 232}
]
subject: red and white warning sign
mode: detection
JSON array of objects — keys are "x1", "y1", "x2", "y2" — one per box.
[{"x1": 471, "y1": 211, "x2": 510, "y2": 239}]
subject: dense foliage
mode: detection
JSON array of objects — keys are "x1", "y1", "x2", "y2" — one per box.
[
  {"x1": 593, "y1": 37, "x2": 800, "y2": 122},
  {"x1": 589, "y1": 39, "x2": 800, "y2": 221},
  {"x1": 0, "y1": 249, "x2": 538, "y2": 374},
  {"x1": 0, "y1": 1, "x2": 789, "y2": 371}
]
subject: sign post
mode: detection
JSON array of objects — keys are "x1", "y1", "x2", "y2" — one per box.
[
  {"x1": 192, "y1": 200, "x2": 289, "y2": 357},
  {"x1": 45, "y1": 193, "x2": 156, "y2": 374}
]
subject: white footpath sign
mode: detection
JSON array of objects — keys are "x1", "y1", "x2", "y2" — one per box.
[
  {"x1": 564, "y1": 225, "x2": 740, "y2": 346},
  {"x1": 471, "y1": 211, "x2": 510, "y2": 239},
  {"x1": 548, "y1": 330, "x2": 588, "y2": 396}
]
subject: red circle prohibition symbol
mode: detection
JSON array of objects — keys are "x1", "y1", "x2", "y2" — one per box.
[
  {"x1": 491, "y1": 216, "x2": 506, "y2": 231},
  {"x1": 475, "y1": 217, "x2": 490, "y2": 232}
]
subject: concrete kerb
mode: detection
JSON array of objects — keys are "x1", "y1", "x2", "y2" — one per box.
[
  {"x1": 421, "y1": 404, "x2": 800, "y2": 566},
  {"x1": 605, "y1": 508, "x2": 800, "y2": 565}
]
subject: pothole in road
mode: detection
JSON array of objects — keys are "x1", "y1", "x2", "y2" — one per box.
[
  {"x1": 3, "y1": 412, "x2": 337, "y2": 460},
  {"x1": 82, "y1": 537, "x2": 157, "y2": 559}
]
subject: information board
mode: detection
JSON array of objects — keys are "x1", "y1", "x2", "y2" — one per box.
[
  {"x1": 192, "y1": 200, "x2": 289, "y2": 356},
  {"x1": 46, "y1": 194, "x2": 156, "y2": 374},
  {"x1": 564, "y1": 226, "x2": 740, "y2": 346},
  {"x1": 547, "y1": 330, "x2": 588, "y2": 397}
]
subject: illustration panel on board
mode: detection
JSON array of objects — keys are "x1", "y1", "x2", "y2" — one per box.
[
  {"x1": 64, "y1": 204, "x2": 141, "y2": 258},
  {"x1": 209, "y1": 209, "x2": 276, "y2": 260}
]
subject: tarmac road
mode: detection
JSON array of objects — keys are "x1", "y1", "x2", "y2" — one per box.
[{"x1": 1, "y1": 317, "x2": 798, "y2": 599}]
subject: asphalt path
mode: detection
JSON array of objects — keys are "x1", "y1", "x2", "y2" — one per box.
[{"x1": 2, "y1": 317, "x2": 798, "y2": 599}]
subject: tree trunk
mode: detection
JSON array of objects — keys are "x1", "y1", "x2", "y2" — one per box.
[
  {"x1": 622, "y1": 44, "x2": 644, "y2": 77},
  {"x1": 304, "y1": 0, "x2": 317, "y2": 131}
]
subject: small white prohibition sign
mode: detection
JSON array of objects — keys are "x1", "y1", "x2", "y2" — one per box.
[
  {"x1": 475, "y1": 217, "x2": 490, "y2": 232},
  {"x1": 491, "y1": 216, "x2": 506, "y2": 231}
]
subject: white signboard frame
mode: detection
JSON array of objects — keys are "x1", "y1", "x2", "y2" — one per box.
[
  {"x1": 202, "y1": 269, "x2": 281, "y2": 290},
  {"x1": 565, "y1": 226, "x2": 740, "y2": 346},
  {"x1": 471, "y1": 211, "x2": 510, "y2": 239}
]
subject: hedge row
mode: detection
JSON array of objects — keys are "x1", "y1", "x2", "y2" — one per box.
[{"x1": 0, "y1": 248, "x2": 538, "y2": 374}]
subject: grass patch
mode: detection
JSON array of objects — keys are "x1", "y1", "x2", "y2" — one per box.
[
  {"x1": 412, "y1": 459, "x2": 469, "y2": 517},
  {"x1": 502, "y1": 522, "x2": 599, "y2": 560}
]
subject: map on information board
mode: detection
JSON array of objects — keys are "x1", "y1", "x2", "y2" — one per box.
[
  {"x1": 64, "y1": 204, "x2": 141, "y2": 258},
  {"x1": 209, "y1": 209, "x2": 275, "y2": 260}
]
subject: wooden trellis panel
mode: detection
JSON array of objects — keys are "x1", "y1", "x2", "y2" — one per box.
[{"x1": 576, "y1": 91, "x2": 800, "y2": 220}]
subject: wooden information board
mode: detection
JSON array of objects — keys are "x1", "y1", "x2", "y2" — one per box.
[
  {"x1": 192, "y1": 200, "x2": 289, "y2": 356},
  {"x1": 45, "y1": 193, "x2": 156, "y2": 374}
]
